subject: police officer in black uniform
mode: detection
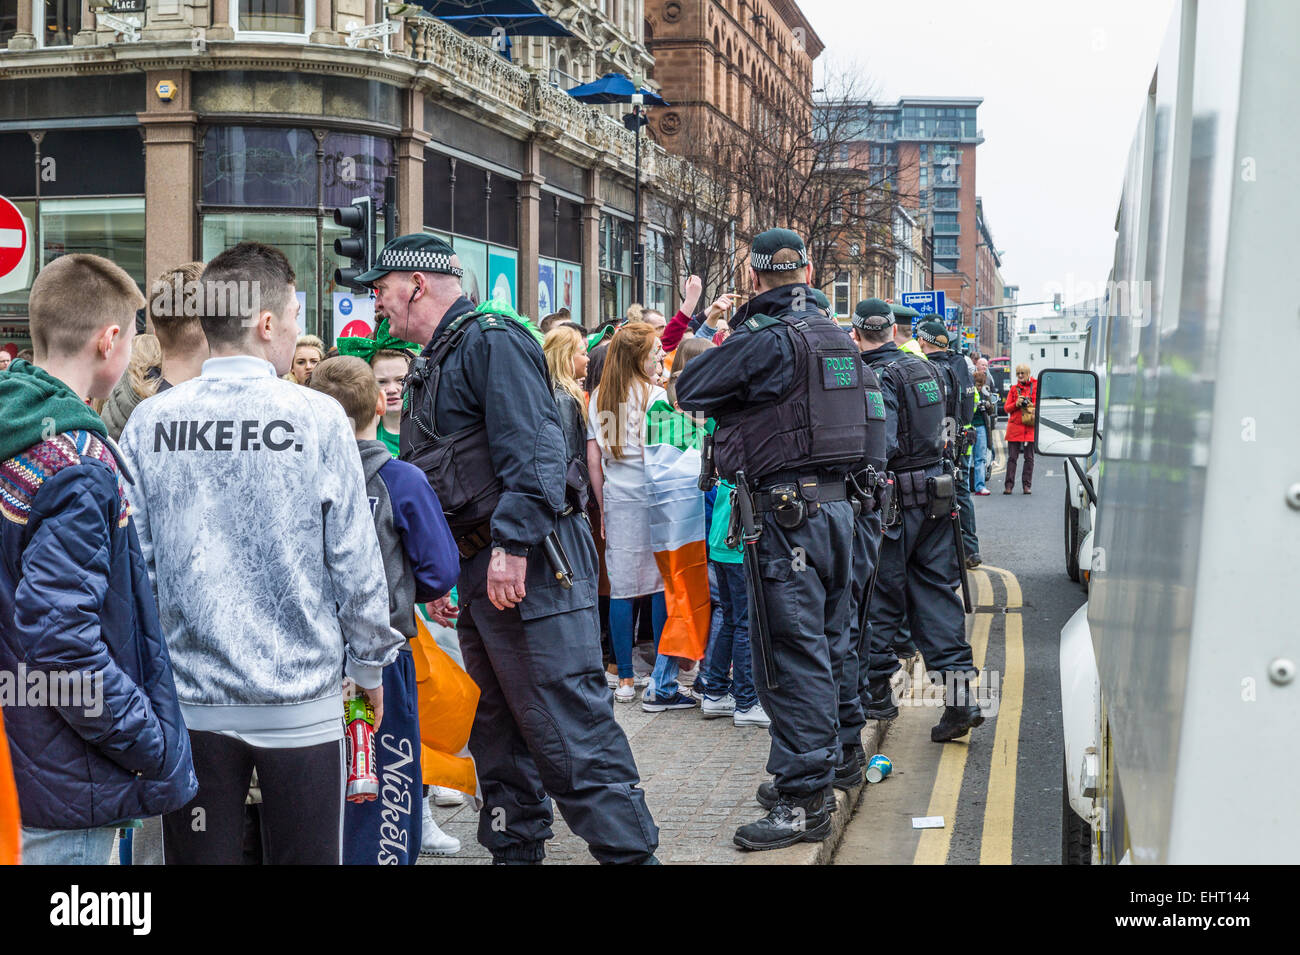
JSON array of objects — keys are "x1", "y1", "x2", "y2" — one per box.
[
  {"x1": 918, "y1": 319, "x2": 982, "y2": 568},
  {"x1": 676, "y1": 229, "x2": 865, "y2": 850},
  {"x1": 828, "y1": 300, "x2": 892, "y2": 778},
  {"x1": 853, "y1": 304, "x2": 984, "y2": 742},
  {"x1": 359, "y1": 235, "x2": 659, "y2": 864}
]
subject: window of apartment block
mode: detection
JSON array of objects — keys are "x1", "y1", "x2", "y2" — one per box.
[
  {"x1": 234, "y1": 0, "x2": 314, "y2": 40},
  {"x1": 935, "y1": 238, "x2": 959, "y2": 257},
  {"x1": 39, "y1": 0, "x2": 81, "y2": 47},
  {"x1": 934, "y1": 213, "x2": 959, "y2": 233},
  {"x1": 833, "y1": 271, "x2": 850, "y2": 319}
]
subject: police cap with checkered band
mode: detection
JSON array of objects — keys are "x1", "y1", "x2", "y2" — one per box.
[
  {"x1": 916, "y1": 318, "x2": 951, "y2": 348},
  {"x1": 355, "y1": 234, "x2": 464, "y2": 285},
  {"x1": 749, "y1": 228, "x2": 809, "y2": 273},
  {"x1": 852, "y1": 297, "x2": 894, "y2": 331}
]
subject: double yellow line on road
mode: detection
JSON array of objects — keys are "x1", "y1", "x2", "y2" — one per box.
[{"x1": 912, "y1": 563, "x2": 1025, "y2": 865}]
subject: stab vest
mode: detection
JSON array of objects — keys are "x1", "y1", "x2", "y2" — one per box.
[
  {"x1": 713, "y1": 309, "x2": 868, "y2": 485},
  {"x1": 860, "y1": 358, "x2": 888, "y2": 475},
  {"x1": 399, "y1": 309, "x2": 506, "y2": 536},
  {"x1": 929, "y1": 352, "x2": 974, "y2": 428},
  {"x1": 867, "y1": 349, "x2": 946, "y2": 471}
]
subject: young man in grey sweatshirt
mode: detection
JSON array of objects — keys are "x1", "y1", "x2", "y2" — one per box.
[{"x1": 119, "y1": 242, "x2": 402, "y2": 864}]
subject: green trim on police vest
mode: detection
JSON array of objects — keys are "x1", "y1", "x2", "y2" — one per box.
[
  {"x1": 742, "y1": 313, "x2": 783, "y2": 333},
  {"x1": 467, "y1": 299, "x2": 545, "y2": 343},
  {"x1": 916, "y1": 379, "x2": 942, "y2": 404}
]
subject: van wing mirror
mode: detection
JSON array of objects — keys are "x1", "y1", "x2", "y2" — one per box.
[{"x1": 1034, "y1": 368, "x2": 1099, "y2": 458}]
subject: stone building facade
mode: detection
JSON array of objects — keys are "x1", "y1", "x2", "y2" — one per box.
[{"x1": 0, "y1": 0, "x2": 700, "y2": 352}]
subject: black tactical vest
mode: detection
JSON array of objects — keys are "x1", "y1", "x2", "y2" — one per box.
[
  {"x1": 861, "y1": 359, "x2": 888, "y2": 474},
  {"x1": 713, "y1": 310, "x2": 868, "y2": 485},
  {"x1": 399, "y1": 311, "x2": 503, "y2": 536},
  {"x1": 928, "y1": 352, "x2": 974, "y2": 428},
  {"x1": 867, "y1": 350, "x2": 946, "y2": 471}
]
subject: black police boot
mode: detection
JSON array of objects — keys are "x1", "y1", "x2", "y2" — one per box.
[
  {"x1": 930, "y1": 674, "x2": 985, "y2": 742},
  {"x1": 865, "y1": 680, "x2": 899, "y2": 720},
  {"x1": 757, "y1": 780, "x2": 837, "y2": 815},
  {"x1": 734, "y1": 789, "x2": 833, "y2": 851},
  {"x1": 833, "y1": 745, "x2": 863, "y2": 790}
]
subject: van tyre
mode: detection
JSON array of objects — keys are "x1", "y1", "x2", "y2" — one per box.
[
  {"x1": 1064, "y1": 484, "x2": 1080, "y2": 582},
  {"x1": 1061, "y1": 763, "x2": 1091, "y2": 865}
]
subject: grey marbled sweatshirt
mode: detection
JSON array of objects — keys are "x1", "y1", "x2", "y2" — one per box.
[{"x1": 118, "y1": 355, "x2": 401, "y2": 741}]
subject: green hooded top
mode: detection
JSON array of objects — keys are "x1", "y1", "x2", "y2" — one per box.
[{"x1": 0, "y1": 360, "x2": 107, "y2": 461}]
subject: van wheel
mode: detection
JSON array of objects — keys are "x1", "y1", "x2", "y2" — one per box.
[
  {"x1": 1064, "y1": 484, "x2": 1080, "y2": 582},
  {"x1": 1062, "y1": 763, "x2": 1091, "y2": 865}
]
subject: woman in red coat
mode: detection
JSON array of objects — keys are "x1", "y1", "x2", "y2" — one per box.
[{"x1": 1003, "y1": 365, "x2": 1037, "y2": 494}]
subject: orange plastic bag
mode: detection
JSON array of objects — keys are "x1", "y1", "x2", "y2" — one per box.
[{"x1": 410, "y1": 616, "x2": 480, "y2": 798}]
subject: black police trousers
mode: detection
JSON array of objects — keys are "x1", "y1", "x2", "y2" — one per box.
[
  {"x1": 456, "y1": 513, "x2": 658, "y2": 864},
  {"x1": 836, "y1": 508, "x2": 882, "y2": 748},
  {"x1": 747, "y1": 498, "x2": 855, "y2": 795},
  {"x1": 866, "y1": 499, "x2": 975, "y2": 691}
]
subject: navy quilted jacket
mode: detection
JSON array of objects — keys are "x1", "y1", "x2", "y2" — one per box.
[{"x1": 0, "y1": 429, "x2": 197, "y2": 830}]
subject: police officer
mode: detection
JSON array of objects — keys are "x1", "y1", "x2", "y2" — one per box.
[
  {"x1": 360, "y1": 235, "x2": 659, "y2": 864},
  {"x1": 917, "y1": 319, "x2": 982, "y2": 568},
  {"x1": 828, "y1": 299, "x2": 891, "y2": 785},
  {"x1": 853, "y1": 304, "x2": 984, "y2": 742},
  {"x1": 676, "y1": 229, "x2": 865, "y2": 850}
]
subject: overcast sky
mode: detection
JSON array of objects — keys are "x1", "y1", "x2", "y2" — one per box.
[{"x1": 798, "y1": 0, "x2": 1177, "y2": 320}]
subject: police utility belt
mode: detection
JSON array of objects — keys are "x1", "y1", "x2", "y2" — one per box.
[
  {"x1": 453, "y1": 501, "x2": 580, "y2": 561},
  {"x1": 751, "y1": 472, "x2": 847, "y2": 531},
  {"x1": 891, "y1": 465, "x2": 956, "y2": 523}
]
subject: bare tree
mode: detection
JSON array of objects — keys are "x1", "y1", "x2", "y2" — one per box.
[{"x1": 651, "y1": 60, "x2": 916, "y2": 307}]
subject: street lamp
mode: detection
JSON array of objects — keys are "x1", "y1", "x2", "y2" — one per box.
[{"x1": 623, "y1": 92, "x2": 648, "y2": 304}]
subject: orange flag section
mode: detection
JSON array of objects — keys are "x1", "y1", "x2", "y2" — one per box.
[
  {"x1": 410, "y1": 616, "x2": 480, "y2": 799},
  {"x1": 0, "y1": 711, "x2": 19, "y2": 864},
  {"x1": 654, "y1": 540, "x2": 711, "y2": 660}
]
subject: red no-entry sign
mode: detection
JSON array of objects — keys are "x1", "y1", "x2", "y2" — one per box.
[{"x1": 0, "y1": 196, "x2": 28, "y2": 281}]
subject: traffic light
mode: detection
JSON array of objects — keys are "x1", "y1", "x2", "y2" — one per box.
[
  {"x1": 1053, "y1": 292, "x2": 1062, "y2": 312},
  {"x1": 333, "y1": 196, "x2": 374, "y2": 291}
]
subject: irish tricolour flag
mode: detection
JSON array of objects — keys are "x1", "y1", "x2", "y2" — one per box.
[{"x1": 644, "y1": 400, "x2": 711, "y2": 660}]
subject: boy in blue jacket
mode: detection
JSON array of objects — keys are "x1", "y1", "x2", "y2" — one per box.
[
  {"x1": 310, "y1": 356, "x2": 460, "y2": 864},
  {"x1": 0, "y1": 254, "x2": 196, "y2": 864}
]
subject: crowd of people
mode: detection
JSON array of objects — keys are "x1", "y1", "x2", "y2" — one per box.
[{"x1": 0, "y1": 227, "x2": 1039, "y2": 865}]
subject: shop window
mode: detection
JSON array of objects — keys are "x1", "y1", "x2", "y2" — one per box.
[
  {"x1": 202, "y1": 213, "x2": 318, "y2": 334},
  {"x1": 39, "y1": 128, "x2": 145, "y2": 197},
  {"x1": 451, "y1": 163, "x2": 487, "y2": 241},
  {"x1": 487, "y1": 174, "x2": 518, "y2": 249},
  {"x1": 40, "y1": 197, "x2": 145, "y2": 281},
  {"x1": 202, "y1": 127, "x2": 318, "y2": 208},
  {"x1": 424, "y1": 155, "x2": 453, "y2": 234},
  {"x1": 322, "y1": 131, "x2": 394, "y2": 210},
  {"x1": 0, "y1": 132, "x2": 35, "y2": 197}
]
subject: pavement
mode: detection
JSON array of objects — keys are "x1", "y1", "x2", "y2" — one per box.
[{"x1": 420, "y1": 695, "x2": 891, "y2": 866}]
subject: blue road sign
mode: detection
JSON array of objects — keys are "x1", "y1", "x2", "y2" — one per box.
[{"x1": 900, "y1": 290, "x2": 946, "y2": 317}]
